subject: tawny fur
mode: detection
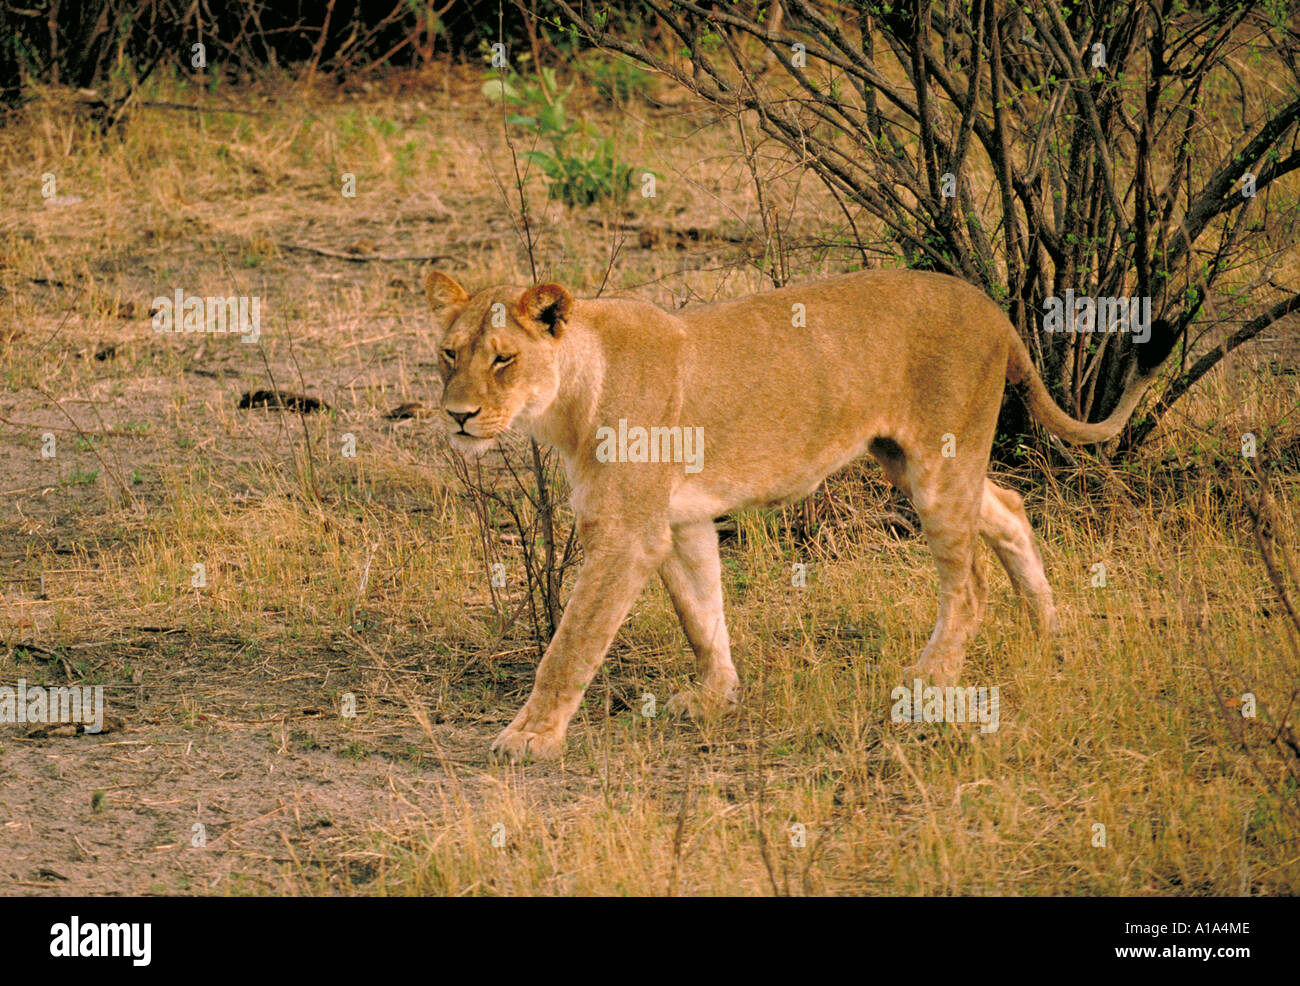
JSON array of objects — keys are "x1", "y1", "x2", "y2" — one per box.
[{"x1": 426, "y1": 268, "x2": 1153, "y2": 762}]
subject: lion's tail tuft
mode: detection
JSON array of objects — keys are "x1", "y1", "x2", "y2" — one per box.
[{"x1": 1005, "y1": 319, "x2": 1174, "y2": 445}]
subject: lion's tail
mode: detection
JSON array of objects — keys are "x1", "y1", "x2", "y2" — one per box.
[{"x1": 1004, "y1": 322, "x2": 1174, "y2": 445}]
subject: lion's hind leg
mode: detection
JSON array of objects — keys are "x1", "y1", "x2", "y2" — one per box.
[
  {"x1": 895, "y1": 451, "x2": 989, "y2": 687},
  {"x1": 977, "y1": 479, "x2": 1058, "y2": 636}
]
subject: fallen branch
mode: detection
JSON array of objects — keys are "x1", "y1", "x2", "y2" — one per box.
[{"x1": 276, "y1": 242, "x2": 456, "y2": 263}]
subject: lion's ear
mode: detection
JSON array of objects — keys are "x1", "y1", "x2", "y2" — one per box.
[
  {"x1": 425, "y1": 271, "x2": 469, "y2": 324},
  {"x1": 516, "y1": 283, "x2": 572, "y2": 337}
]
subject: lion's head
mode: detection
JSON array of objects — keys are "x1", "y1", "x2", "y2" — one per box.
[{"x1": 424, "y1": 271, "x2": 572, "y2": 455}]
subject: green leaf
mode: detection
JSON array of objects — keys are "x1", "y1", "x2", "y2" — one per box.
[{"x1": 480, "y1": 78, "x2": 518, "y2": 101}]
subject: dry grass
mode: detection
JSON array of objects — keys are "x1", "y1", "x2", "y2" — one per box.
[{"x1": 0, "y1": 56, "x2": 1297, "y2": 896}]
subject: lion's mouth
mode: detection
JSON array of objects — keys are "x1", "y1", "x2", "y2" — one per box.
[
  {"x1": 445, "y1": 418, "x2": 499, "y2": 439},
  {"x1": 447, "y1": 431, "x2": 496, "y2": 455}
]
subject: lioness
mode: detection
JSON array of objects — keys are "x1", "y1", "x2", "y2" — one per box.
[{"x1": 426, "y1": 268, "x2": 1168, "y2": 762}]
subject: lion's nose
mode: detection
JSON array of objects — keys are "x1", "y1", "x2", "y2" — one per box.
[{"x1": 447, "y1": 407, "x2": 480, "y2": 427}]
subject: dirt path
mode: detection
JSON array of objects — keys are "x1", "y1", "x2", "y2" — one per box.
[{"x1": 1, "y1": 633, "x2": 507, "y2": 895}]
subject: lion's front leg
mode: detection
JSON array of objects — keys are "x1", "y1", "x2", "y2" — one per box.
[
  {"x1": 660, "y1": 520, "x2": 740, "y2": 719},
  {"x1": 490, "y1": 528, "x2": 670, "y2": 763}
]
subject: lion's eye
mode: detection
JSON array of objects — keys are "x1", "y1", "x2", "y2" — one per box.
[
  {"x1": 493, "y1": 353, "x2": 516, "y2": 368},
  {"x1": 441, "y1": 349, "x2": 457, "y2": 365}
]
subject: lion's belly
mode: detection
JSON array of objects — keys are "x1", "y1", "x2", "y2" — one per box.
[{"x1": 666, "y1": 428, "x2": 879, "y2": 524}]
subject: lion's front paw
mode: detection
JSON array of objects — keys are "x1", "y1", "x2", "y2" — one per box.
[
  {"x1": 489, "y1": 723, "x2": 565, "y2": 763},
  {"x1": 902, "y1": 655, "x2": 960, "y2": 688},
  {"x1": 665, "y1": 679, "x2": 740, "y2": 720}
]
